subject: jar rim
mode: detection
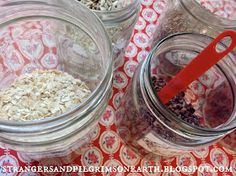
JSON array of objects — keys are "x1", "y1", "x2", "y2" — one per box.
[
  {"x1": 180, "y1": 0, "x2": 236, "y2": 29},
  {"x1": 0, "y1": 0, "x2": 113, "y2": 132},
  {"x1": 144, "y1": 32, "x2": 236, "y2": 135}
]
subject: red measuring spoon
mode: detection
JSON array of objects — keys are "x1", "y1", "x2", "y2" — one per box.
[{"x1": 158, "y1": 30, "x2": 236, "y2": 104}]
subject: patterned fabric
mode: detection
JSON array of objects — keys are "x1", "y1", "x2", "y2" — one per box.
[{"x1": 0, "y1": 0, "x2": 236, "y2": 176}]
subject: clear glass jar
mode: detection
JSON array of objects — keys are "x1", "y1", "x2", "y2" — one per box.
[
  {"x1": 115, "y1": 33, "x2": 236, "y2": 157},
  {"x1": 0, "y1": 0, "x2": 113, "y2": 159},
  {"x1": 92, "y1": 0, "x2": 141, "y2": 69},
  {"x1": 151, "y1": 0, "x2": 236, "y2": 47}
]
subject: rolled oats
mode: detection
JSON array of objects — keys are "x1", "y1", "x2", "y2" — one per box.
[
  {"x1": 0, "y1": 70, "x2": 91, "y2": 121},
  {"x1": 78, "y1": 0, "x2": 127, "y2": 11},
  {"x1": 76, "y1": 0, "x2": 139, "y2": 69}
]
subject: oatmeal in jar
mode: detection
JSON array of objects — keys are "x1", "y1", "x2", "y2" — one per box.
[
  {"x1": 0, "y1": 70, "x2": 91, "y2": 121},
  {"x1": 77, "y1": 0, "x2": 140, "y2": 69}
]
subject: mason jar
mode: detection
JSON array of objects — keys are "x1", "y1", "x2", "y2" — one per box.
[
  {"x1": 115, "y1": 33, "x2": 236, "y2": 157},
  {"x1": 151, "y1": 0, "x2": 236, "y2": 47},
  {"x1": 77, "y1": 0, "x2": 141, "y2": 69},
  {"x1": 0, "y1": 0, "x2": 112, "y2": 159}
]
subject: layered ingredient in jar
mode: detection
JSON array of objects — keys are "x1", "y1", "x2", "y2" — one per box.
[{"x1": 0, "y1": 70, "x2": 91, "y2": 121}]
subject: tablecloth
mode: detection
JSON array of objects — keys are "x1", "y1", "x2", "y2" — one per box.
[{"x1": 0, "y1": 0, "x2": 236, "y2": 176}]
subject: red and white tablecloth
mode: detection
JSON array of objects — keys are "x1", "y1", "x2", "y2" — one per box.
[{"x1": 0, "y1": 0, "x2": 236, "y2": 175}]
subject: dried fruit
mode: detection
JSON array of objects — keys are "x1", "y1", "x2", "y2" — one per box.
[{"x1": 152, "y1": 76, "x2": 200, "y2": 126}]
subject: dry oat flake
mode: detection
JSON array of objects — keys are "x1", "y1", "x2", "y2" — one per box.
[
  {"x1": 78, "y1": 0, "x2": 130, "y2": 11},
  {"x1": 0, "y1": 70, "x2": 91, "y2": 121}
]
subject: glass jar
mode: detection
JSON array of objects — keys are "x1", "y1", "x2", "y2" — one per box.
[
  {"x1": 115, "y1": 33, "x2": 236, "y2": 157},
  {"x1": 88, "y1": 0, "x2": 141, "y2": 69},
  {"x1": 0, "y1": 0, "x2": 113, "y2": 159},
  {"x1": 151, "y1": 0, "x2": 236, "y2": 47}
]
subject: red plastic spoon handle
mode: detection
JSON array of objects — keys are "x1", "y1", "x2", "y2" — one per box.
[{"x1": 158, "y1": 30, "x2": 236, "y2": 104}]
